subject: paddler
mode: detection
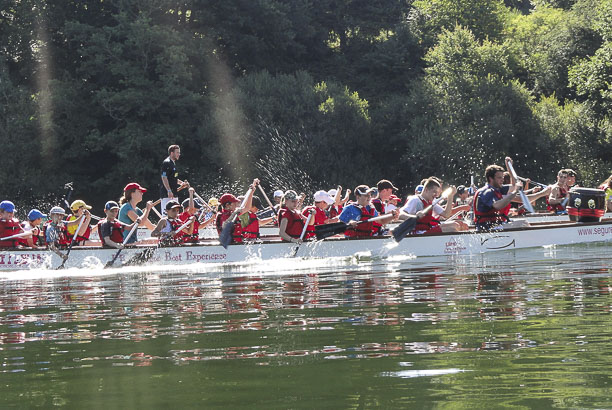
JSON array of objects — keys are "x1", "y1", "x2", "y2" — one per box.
[
  {"x1": 278, "y1": 190, "x2": 316, "y2": 243},
  {"x1": 118, "y1": 182, "x2": 155, "y2": 244},
  {"x1": 401, "y1": 178, "x2": 465, "y2": 234},
  {"x1": 44, "y1": 206, "x2": 71, "y2": 260},
  {"x1": 547, "y1": 169, "x2": 569, "y2": 213},
  {"x1": 216, "y1": 179, "x2": 259, "y2": 245},
  {"x1": 302, "y1": 190, "x2": 338, "y2": 237},
  {"x1": 98, "y1": 201, "x2": 142, "y2": 249},
  {"x1": 19, "y1": 209, "x2": 46, "y2": 248},
  {"x1": 473, "y1": 159, "x2": 550, "y2": 231},
  {"x1": 0, "y1": 201, "x2": 24, "y2": 248},
  {"x1": 151, "y1": 201, "x2": 188, "y2": 246},
  {"x1": 239, "y1": 195, "x2": 275, "y2": 242},
  {"x1": 67, "y1": 200, "x2": 94, "y2": 246},
  {"x1": 178, "y1": 187, "x2": 206, "y2": 243},
  {"x1": 339, "y1": 185, "x2": 398, "y2": 238},
  {"x1": 372, "y1": 179, "x2": 398, "y2": 214}
]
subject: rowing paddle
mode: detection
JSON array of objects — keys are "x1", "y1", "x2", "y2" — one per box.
[
  {"x1": 0, "y1": 231, "x2": 32, "y2": 242},
  {"x1": 57, "y1": 214, "x2": 87, "y2": 270},
  {"x1": 315, "y1": 214, "x2": 394, "y2": 240},
  {"x1": 219, "y1": 187, "x2": 253, "y2": 249},
  {"x1": 517, "y1": 176, "x2": 548, "y2": 189},
  {"x1": 392, "y1": 187, "x2": 452, "y2": 243},
  {"x1": 291, "y1": 210, "x2": 315, "y2": 257},
  {"x1": 104, "y1": 221, "x2": 140, "y2": 268},
  {"x1": 507, "y1": 161, "x2": 535, "y2": 213}
]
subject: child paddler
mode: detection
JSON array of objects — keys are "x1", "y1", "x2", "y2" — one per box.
[
  {"x1": 44, "y1": 206, "x2": 71, "y2": 260},
  {"x1": 19, "y1": 209, "x2": 46, "y2": 249},
  {"x1": 0, "y1": 201, "x2": 24, "y2": 248},
  {"x1": 216, "y1": 179, "x2": 259, "y2": 245},
  {"x1": 67, "y1": 200, "x2": 94, "y2": 246},
  {"x1": 97, "y1": 201, "x2": 141, "y2": 249},
  {"x1": 302, "y1": 190, "x2": 337, "y2": 237},
  {"x1": 151, "y1": 200, "x2": 192, "y2": 246},
  {"x1": 278, "y1": 190, "x2": 315, "y2": 243},
  {"x1": 239, "y1": 195, "x2": 275, "y2": 242},
  {"x1": 178, "y1": 187, "x2": 205, "y2": 244},
  {"x1": 339, "y1": 185, "x2": 398, "y2": 238}
]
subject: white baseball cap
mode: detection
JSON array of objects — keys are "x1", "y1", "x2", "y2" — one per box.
[
  {"x1": 273, "y1": 190, "x2": 284, "y2": 198},
  {"x1": 328, "y1": 189, "x2": 337, "y2": 197},
  {"x1": 314, "y1": 190, "x2": 334, "y2": 205}
]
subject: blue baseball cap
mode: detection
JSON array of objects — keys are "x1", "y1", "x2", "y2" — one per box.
[
  {"x1": 415, "y1": 185, "x2": 424, "y2": 194},
  {"x1": 28, "y1": 209, "x2": 47, "y2": 221},
  {"x1": 105, "y1": 201, "x2": 120, "y2": 211},
  {"x1": 0, "y1": 201, "x2": 15, "y2": 213}
]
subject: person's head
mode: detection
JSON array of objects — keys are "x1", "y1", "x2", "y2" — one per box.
[
  {"x1": 564, "y1": 169, "x2": 577, "y2": 185},
  {"x1": 485, "y1": 165, "x2": 505, "y2": 188},
  {"x1": 503, "y1": 172, "x2": 511, "y2": 185},
  {"x1": 354, "y1": 185, "x2": 375, "y2": 206},
  {"x1": 557, "y1": 169, "x2": 568, "y2": 184},
  {"x1": 70, "y1": 200, "x2": 92, "y2": 216},
  {"x1": 421, "y1": 178, "x2": 442, "y2": 201},
  {"x1": 49, "y1": 206, "x2": 67, "y2": 223},
  {"x1": 249, "y1": 195, "x2": 262, "y2": 213},
  {"x1": 104, "y1": 201, "x2": 120, "y2": 221},
  {"x1": 181, "y1": 198, "x2": 203, "y2": 216},
  {"x1": 219, "y1": 193, "x2": 240, "y2": 212},
  {"x1": 208, "y1": 197, "x2": 219, "y2": 209},
  {"x1": 273, "y1": 190, "x2": 284, "y2": 204},
  {"x1": 282, "y1": 190, "x2": 299, "y2": 210},
  {"x1": 120, "y1": 182, "x2": 147, "y2": 205},
  {"x1": 168, "y1": 144, "x2": 181, "y2": 161},
  {"x1": 313, "y1": 190, "x2": 334, "y2": 209},
  {"x1": 456, "y1": 185, "x2": 468, "y2": 200},
  {"x1": 28, "y1": 209, "x2": 46, "y2": 227},
  {"x1": 165, "y1": 200, "x2": 183, "y2": 218},
  {"x1": 0, "y1": 200, "x2": 15, "y2": 220},
  {"x1": 376, "y1": 179, "x2": 397, "y2": 200}
]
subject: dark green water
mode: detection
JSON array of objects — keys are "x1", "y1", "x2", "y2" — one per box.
[{"x1": 1, "y1": 243, "x2": 611, "y2": 408}]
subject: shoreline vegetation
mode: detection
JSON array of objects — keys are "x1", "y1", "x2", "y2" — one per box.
[{"x1": 1, "y1": 0, "x2": 611, "y2": 211}]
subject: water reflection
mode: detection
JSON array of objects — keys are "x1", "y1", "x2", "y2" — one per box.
[{"x1": 0, "y1": 244, "x2": 611, "y2": 407}]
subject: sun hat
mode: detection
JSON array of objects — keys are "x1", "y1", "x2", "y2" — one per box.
[{"x1": 70, "y1": 200, "x2": 92, "y2": 211}]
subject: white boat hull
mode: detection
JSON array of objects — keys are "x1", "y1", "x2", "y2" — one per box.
[{"x1": 1, "y1": 220, "x2": 611, "y2": 271}]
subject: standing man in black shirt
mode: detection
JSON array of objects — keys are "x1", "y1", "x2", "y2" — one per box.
[{"x1": 160, "y1": 144, "x2": 188, "y2": 214}]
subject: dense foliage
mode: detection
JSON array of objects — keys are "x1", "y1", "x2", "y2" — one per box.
[{"x1": 1, "y1": 0, "x2": 611, "y2": 209}]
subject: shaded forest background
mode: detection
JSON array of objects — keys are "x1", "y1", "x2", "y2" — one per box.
[{"x1": 1, "y1": 0, "x2": 612, "y2": 210}]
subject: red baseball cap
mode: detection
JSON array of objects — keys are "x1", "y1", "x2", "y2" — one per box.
[
  {"x1": 124, "y1": 182, "x2": 147, "y2": 193},
  {"x1": 219, "y1": 193, "x2": 240, "y2": 205},
  {"x1": 388, "y1": 194, "x2": 400, "y2": 202}
]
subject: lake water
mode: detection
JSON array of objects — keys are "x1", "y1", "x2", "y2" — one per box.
[{"x1": 1, "y1": 243, "x2": 611, "y2": 408}]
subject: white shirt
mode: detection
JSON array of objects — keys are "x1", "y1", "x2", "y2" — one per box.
[{"x1": 402, "y1": 195, "x2": 444, "y2": 217}]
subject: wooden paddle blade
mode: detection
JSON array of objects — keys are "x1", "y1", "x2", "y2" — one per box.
[
  {"x1": 219, "y1": 222, "x2": 234, "y2": 249},
  {"x1": 314, "y1": 222, "x2": 348, "y2": 240},
  {"x1": 391, "y1": 217, "x2": 417, "y2": 242}
]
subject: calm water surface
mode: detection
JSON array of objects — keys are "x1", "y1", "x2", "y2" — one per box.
[{"x1": 1, "y1": 243, "x2": 611, "y2": 408}]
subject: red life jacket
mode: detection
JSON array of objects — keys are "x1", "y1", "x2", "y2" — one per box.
[
  {"x1": 372, "y1": 198, "x2": 386, "y2": 214},
  {"x1": 546, "y1": 185, "x2": 568, "y2": 212},
  {"x1": 43, "y1": 221, "x2": 71, "y2": 247},
  {"x1": 344, "y1": 205, "x2": 377, "y2": 238},
  {"x1": 216, "y1": 210, "x2": 243, "y2": 244},
  {"x1": 242, "y1": 211, "x2": 260, "y2": 240},
  {"x1": 415, "y1": 197, "x2": 441, "y2": 232},
  {"x1": 96, "y1": 220, "x2": 125, "y2": 248},
  {"x1": 329, "y1": 205, "x2": 342, "y2": 219},
  {"x1": 18, "y1": 223, "x2": 43, "y2": 247},
  {"x1": 301, "y1": 206, "x2": 323, "y2": 238},
  {"x1": 278, "y1": 207, "x2": 305, "y2": 239},
  {"x1": 66, "y1": 215, "x2": 92, "y2": 242},
  {"x1": 472, "y1": 185, "x2": 510, "y2": 229},
  {"x1": 178, "y1": 211, "x2": 200, "y2": 243},
  {"x1": 0, "y1": 218, "x2": 23, "y2": 248}
]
